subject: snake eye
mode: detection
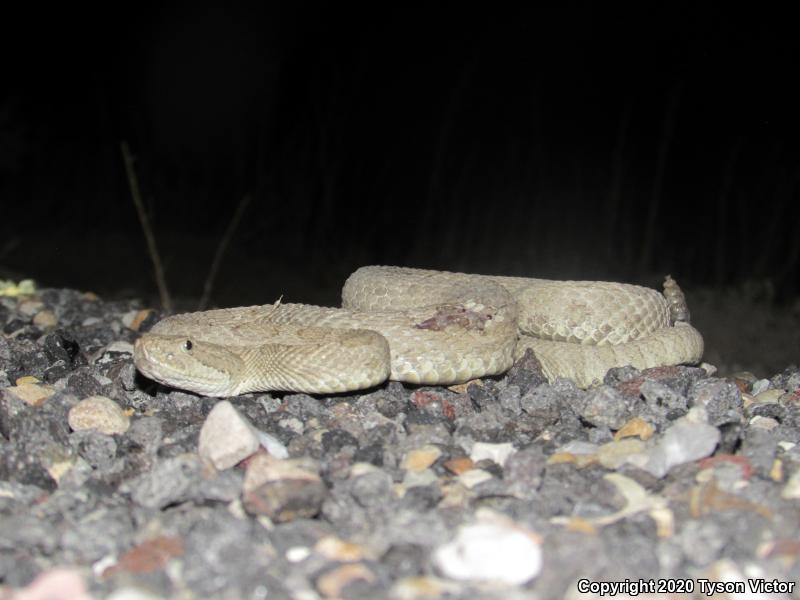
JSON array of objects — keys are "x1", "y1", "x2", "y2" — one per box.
[{"x1": 183, "y1": 340, "x2": 193, "y2": 351}]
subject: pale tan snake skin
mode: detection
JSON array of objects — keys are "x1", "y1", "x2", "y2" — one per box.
[{"x1": 133, "y1": 266, "x2": 704, "y2": 396}]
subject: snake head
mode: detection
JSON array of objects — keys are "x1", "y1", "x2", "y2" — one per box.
[{"x1": 134, "y1": 333, "x2": 245, "y2": 396}]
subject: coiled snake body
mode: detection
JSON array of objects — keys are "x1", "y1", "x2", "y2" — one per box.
[{"x1": 133, "y1": 266, "x2": 704, "y2": 396}]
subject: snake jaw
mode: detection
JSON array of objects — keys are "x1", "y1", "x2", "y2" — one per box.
[{"x1": 134, "y1": 334, "x2": 245, "y2": 396}]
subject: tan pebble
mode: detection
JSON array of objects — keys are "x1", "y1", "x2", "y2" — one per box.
[
  {"x1": 391, "y1": 576, "x2": 456, "y2": 599},
  {"x1": 700, "y1": 362, "x2": 717, "y2": 376},
  {"x1": 243, "y1": 453, "x2": 321, "y2": 493},
  {"x1": 614, "y1": 416, "x2": 655, "y2": 441},
  {"x1": 82, "y1": 291, "x2": 100, "y2": 301},
  {"x1": 349, "y1": 462, "x2": 382, "y2": 478},
  {"x1": 754, "y1": 389, "x2": 786, "y2": 403},
  {"x1": 46, "y1": 459, "x2": 75, "y2": 483},
  {"x1": 401, "y1": 445, "x2": 442, "y2": 472},
  {"x1": 563, "y1": 517, "x2": 597, "y2": 535},
  {"x1": 17, "y1": 299, "x2": 44, "y2": 317},
  {"x1": 548, "y1": 452, "x2": 598, "y2": 468},
  {"x1": 33, "y1": 309, "x2": 58, "y2": 329},
  {"x1": 750, "y1": 415, "x2": 779, "y2": 430},
  {"x1": 458, "y1": 468, "x2": 493, "y2": 489},
  {"x1": 548, "y1": 452, "x2": 578, "y2": 464},
  {"x1": 439, "y1": 482, "x2": 470, "y2": 508},
  {"x1": 127, "y1": 309, "x2": 156, "y2": 331},
  {"x1": 573, "y1": 453, "x2": 599, "y2": 468},
  {"x1": 316, "y1": 563, "x2": 376, "y2": 598},
  {"x1": 314, "y1": 536, "x2": 368, "y2": 562},
  {"x1": 5, "y1": 382, "x2": 56, "y2": 406},
  {"x1": 447, "y1": 379, "x2": 483, "y2": 394},
  {"x1": 120, "y1": 310, "x2": 139, "y2": 329},
  {"x1": 597, "y1": 438, "x2": 647, "y2": 469},
  {"x1": 242, "y1": 454, "x2": 326, "y2": 521},
  {"x1": 443, "y1": 456, "x2": 474, "y2": 475},
  {"x1": 68, "y1": 396, "x2": 130, "y2": 434},
  {"x1": 15, "y1": 375, "x2": 40, "y2": 385},
  {"x1": 650, "y1": 506, "x2": 675, "y2": 538},
  {"x1": 730, "y1": 370, "x2": 756, "y2": 381},
  {"x1": 770, "y1": 459, "x2": 783, "y2": 482}
]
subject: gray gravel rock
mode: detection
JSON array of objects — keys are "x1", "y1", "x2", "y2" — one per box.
[
  {"x1": 519, "y1": 384, "x2": 562, "y2": 428},
  {"x1": 498, "y1": 384, "x2": 522, "y2": 415},
  {"x1": 643, "y1": 410, "x2": 721, "y2": 477},
  {"x1": 0, "y1": 286, "x2": 798, "y2": 599},
  {"x1": 639, "y1": 379, "x2": 689, "y2": 422},
  {"x1": 505, "y1": 348, "x2": 549, "y2": 393},
  {"x1": 123, "y1": 454, "x2": 241, "y2": 509},
  {"x1": 70, "y1": 430, "x2": 120, "y2": 472},
  {"x1": 690, "y1": 378, "x2": 744, "y2": 426},
  {"x1": 181, "y1": 510, "x2": 289, "y2": 599},
  {"x1": 770, "y1": 365, "x2": 800, "y2": 391},
  {"x1": 573, "y1": 384, "x2": 634, "y2": 429}
]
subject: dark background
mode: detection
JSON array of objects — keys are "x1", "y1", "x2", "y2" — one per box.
[{"x1": 2, "y1": 2, "x2": 798, "y2": 325}]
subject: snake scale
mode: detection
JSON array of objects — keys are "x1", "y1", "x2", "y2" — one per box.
[{"x1": 133, "y1": 266, "x2": 704, "y2": 396}]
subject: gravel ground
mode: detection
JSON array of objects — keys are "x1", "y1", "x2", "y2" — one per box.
[{"x1": 1, "y1": 286, "x2": 799, "y2": 600}]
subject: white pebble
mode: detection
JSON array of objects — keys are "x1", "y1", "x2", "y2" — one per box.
[
  {"x1": 554, "y1": 441, "x2": 599, "y2": 456},
  {"x1": 107, "y1": 587, "x2": 166, "y2": 600},
  {"x1": 781, "y1": 468, "x2": 800, "y2": 499},
  {"x1": 433, "y1": 518, "x2": 541, "y2": 585},
  {"x1": 104, "y1": 341, "x2": 135, "y2": 355},
  {"x1": 257, "y1": 430, "x2": 289, "y2": 459},
  {"x1": 198, "y1": 401, "x2": 261, "y2": 470},
  {"x1": 643, "y1": 415, "x2": 720, "y2": 478},
  {"x1": 286, "y1": 546, "x2": 311, "y2": 563},
  {"x1": 470, "y1": 442, "x2": 516, "y2": 466},
  {"x1": 750, "y1": 379, "x2": 772, "y2": 395}
]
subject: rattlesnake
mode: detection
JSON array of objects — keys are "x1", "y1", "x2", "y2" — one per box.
[{"x1": 133, "y1": 266, "x2": 704, "y2": 396}]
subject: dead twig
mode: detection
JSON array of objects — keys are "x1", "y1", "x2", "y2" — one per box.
[
  {"x1": 198, "y1": 192, "x2": 252, "y2": 310},
  {"x1": 121, "y1": 141, "x2": 172, "y2": 312}
]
